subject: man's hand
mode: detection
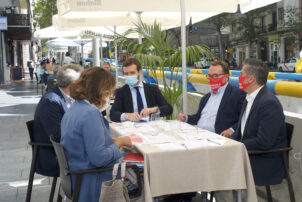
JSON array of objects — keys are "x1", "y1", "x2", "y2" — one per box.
[
  {"x1": 113, "y1": 136, "x2": 132, "y2": 148},
  {"x1": 220, "y1": 128, "x2": 234, "y2": 137},
  {"x1": 140, "y1": 107, "x2": 158, "y2": 118},
  {"x1": 177, "y1": 113, "x2": 186, "y2": 122},
  {"x1": 125, "y1": 113, "x2": 141, "y2": 122}
]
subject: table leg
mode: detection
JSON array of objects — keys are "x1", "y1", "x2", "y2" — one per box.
[
  {"x1": 237, "y1": 190, "x2": 242, "y2": 202},
  {"x1": 201, "y1": 192, "x2": 207, "y2": 202}
]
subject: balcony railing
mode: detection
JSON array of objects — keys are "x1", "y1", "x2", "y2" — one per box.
[{"x1": 6, "y1": 14, "x2": 30, "y2": 27}]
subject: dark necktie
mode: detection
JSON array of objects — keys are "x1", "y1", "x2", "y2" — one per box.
[{"x1": 134, "y1": 86, "x2": 144, "y2": 114}]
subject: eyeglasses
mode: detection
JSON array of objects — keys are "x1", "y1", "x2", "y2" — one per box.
[{"x1": 206, "y1": 74, "x2": 225, "y2": 79}]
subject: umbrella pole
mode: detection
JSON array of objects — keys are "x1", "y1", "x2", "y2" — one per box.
[
  {"x1": 180, "y1": 0, "x2": 187, "y2": 114},
  {"x1": 137, "y1": 12, "x2": 143, "y2": 44},
  {"x1": 100, "y1": 36, "x2": 103, "y2": 67},
  {"x1": 114, "y1": 26, "x2": 118, "y2": 84}
]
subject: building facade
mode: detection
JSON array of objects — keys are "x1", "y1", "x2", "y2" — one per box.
[{"x1": 0, "y1": 0, "x2": 32, "y2": 84}]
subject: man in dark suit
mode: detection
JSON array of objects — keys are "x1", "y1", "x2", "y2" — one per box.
[
  {"x1": 110, "y1": 58, "x2": 173, "y2": 122},
  {"x1": 33, "y1": 64, "x2": 82, "y2": 177},
  {"x1": 178, "y1": 60, "x2": 245, "y2": 137},
  {"x1": 231, "y1": 58, "x2": 287, "y2": 186}
]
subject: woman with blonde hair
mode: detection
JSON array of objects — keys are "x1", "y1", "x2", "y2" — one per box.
[{"x1": 61, "y1": 67, "x2": 132, "y2": 202}]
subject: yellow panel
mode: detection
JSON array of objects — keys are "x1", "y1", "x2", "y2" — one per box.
[
  {"x1": 188, "y1": 74, "x2": 209, "y2": 84},
  {"x1": 275, "y1": 81, "x2": 302, "y2": 98},
  {"x1": 268, "y1": 72, "x2": 276, "y2": 80},
  {"x1": 190, "y1": 69, "x2": 202, "y2": 74}
]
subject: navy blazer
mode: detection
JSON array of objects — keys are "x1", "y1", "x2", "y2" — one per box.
[
  {"x1": 231, "y1": 86, "x2": 287, "y2": 186},
  {"x1": 187, "y1": 84, "x2": 246, "y2": 134},
  {"x1": 110, "y1": 83, "x2": 173, "y2": 122},
  {"x1": 33, "y1": 86, "x2": 67, "y2": 177}
]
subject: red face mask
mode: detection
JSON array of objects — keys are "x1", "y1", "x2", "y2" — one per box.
[
  {"x1": 238, "y1": 75, "x2": 252, "y2": 91},
  {"x1": 209, "y1": 75, "x2": 227, "y2": 93}
]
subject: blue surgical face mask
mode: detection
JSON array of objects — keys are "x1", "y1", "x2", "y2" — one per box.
[{"x1": 125, "y1": 75, "x2": 138, "y2": 87}]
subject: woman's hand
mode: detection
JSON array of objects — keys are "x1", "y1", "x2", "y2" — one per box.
[{"x1": 113, "y1": 136, "x2": 132, "y2": 148}]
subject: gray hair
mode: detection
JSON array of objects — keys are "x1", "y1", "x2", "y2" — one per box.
[
  {"x1": 56, "y1": 64, "x2": 82, "y2": 88},
  {"x1": 243, "y1": 59, "x2": 268, "y2": 85}
]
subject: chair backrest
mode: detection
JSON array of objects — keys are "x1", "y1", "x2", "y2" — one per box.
[
  {"x1": 26, "y1": 120, "x2": 34, "y2": 143},
  {"x1": 285, "y1": 122, "x2": 294, "y2": 147},
  {"x1": 50, "y1": 136, "x2": 73, "y2": 199}
]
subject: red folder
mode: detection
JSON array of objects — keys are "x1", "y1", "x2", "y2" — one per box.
[{"x1": 122, "y1": 153, "x2": 144, "y2": 163}]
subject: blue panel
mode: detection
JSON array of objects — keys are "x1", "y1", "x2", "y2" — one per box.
[
  {"x1": 266, "y1": 80, "x2": 278, "y2": 94},
  {"x1": 275, "y1": 73, "x2": 302, "y2": 81},
  {"x1": 228, "y1": 77, "x2": 239, "y2": 88},
  {"x1": 202, "y1": 69, "x2": 208, "y2": 74},
  {"x1": 231, "y1": 70, "x2": 241, "y2": 76}
]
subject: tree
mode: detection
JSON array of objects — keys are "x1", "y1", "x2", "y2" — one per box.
[
  {"x1": 113, "y1": 22, "x2": 213, "y2": 118},
  {"x1": 282, "y1": 7, "x2": 302, "y2": 49},
  {"x1": 207, "y1": 13, "x2": 232, "y2": 60},
  {"x1": 236, "y1": 5, "x2": 274, "y2": 58},
  {"x1": 33, "y1": 0, "x2": 57, "y2": 29}
]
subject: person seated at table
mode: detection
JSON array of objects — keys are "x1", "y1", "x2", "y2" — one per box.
[
  {"x1": 61, "y1": 67, "x2": 132, "y2": 202},
  {"x1": 33, "y1": 64, "x2": 82, "y2": 177},
  {"x1": 231, "y1": 59, "x2": 287, "y2": 187},
  {"x1": 110, "y1": 58, "x2": 173, "y2": 122},
  {"x1": 102, "y1": 62, "x2": 111, "y2": 72},
  {"x1": 178, "y1": 60, "x2": 246, "y2": 137}
]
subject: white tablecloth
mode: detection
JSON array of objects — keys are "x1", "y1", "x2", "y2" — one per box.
[{"x1": 110, "y1": 120, "x2": 257, "y2": 202}]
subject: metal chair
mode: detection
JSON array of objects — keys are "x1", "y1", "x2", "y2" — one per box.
[
  {"x1": 248, "y1": 123, "x2": 296, "y2": 202},
  {"x1": 25, "y1": 120, "x2": 58, "y2": 202},
  {"x1": 50, "y1": 136, "x2": 142, "y2": 202}
]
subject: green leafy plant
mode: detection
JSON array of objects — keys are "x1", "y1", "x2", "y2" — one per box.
[{"x1": 113, "y1": 21, "x2": 213, "y2": 119}]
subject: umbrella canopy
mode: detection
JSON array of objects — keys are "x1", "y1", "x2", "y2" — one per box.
[
  {"x1": 46, "y1": 38, "x2": 80, "y2": 49},
  {"x1": 34, "y1": 26, "x2": 81, "y2": 39},
  {"x1": 55, "y1": 11, "x2": 219, "y2": 27},
  {"x1": 57, "y1": 0, "x2": 280, "y2": 15}
]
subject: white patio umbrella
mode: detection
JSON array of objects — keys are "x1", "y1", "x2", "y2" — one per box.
[
  {"x1": 46, "y1": 38, "x2": 80, "y2": 49},
  {"x1": 34, "y1": 26, "x2": 81, "y2": 39},
  {"x1": 56, "y1": 0, "x2": 281, "y2": 113}
]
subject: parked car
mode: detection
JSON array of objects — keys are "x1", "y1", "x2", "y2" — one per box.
[
  {"x1": 278, "y1": 58, "x2": 298, "y2": 72},
  {"x1": 194, "y1": 58, "x2": 212, "y2": 69}
]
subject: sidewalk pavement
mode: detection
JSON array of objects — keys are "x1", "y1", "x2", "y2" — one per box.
[
  {"x1": 0, "y1": 76, "x2": 207, "y2": 202},
  {"x1": 0, "y1": 77, "x2": 57, "y2": 202}
]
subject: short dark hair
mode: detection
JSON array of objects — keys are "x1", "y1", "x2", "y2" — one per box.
[
  {"x1": 103, "y1": 62, "x2": 110, "y2": 66},
  {"x1": 122, "y1": 58, "x2": 142, "y2": 72},
  {"x1": 243, "y1": 59, "x2": 268, "y2": 85},
  {"x1": 70, "y1": 67, "x2": 115, "y2": 109},
  {"x1": 210, "y1": 60, "x2": 229, "y2": 75}
]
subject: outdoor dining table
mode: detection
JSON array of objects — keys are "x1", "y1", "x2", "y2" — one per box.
[{"x1": 110, "y1": 120, "x2": 257, "y2": 202}]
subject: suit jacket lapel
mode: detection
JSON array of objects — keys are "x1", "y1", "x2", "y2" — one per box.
[
  {"x1": 143, "y1": 83, "x2": 151, "y2": 108},
  {"x1": 216, "y1": 84, "x2": 231, "y2": 118},
  {"x1": 242, "y1": 87, "x2": 266, "y2": 136},
  {"x1": 125, "y1": 85, "x2": 134, "y2": 112},
  {"x1": 237, "y1": 99, "x2": 248, "y2": 137},
  {"x1": 53, "y1": 86, "x2": 68, "y2": 112}
]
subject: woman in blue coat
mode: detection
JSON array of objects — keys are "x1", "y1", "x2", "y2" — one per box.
[{"x1": 61, "y1": 67, "x2": 132, "y2": 202}]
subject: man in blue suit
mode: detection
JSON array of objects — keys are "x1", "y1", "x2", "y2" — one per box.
[
  {"x1": 33, "y1": 64, "x2": 82, "y2": 177},
  {"x1": 231, "y1": 58, "x2": 287, "y2": 186},
  {"x1": 178, "y1": 60, "x2": 246, "y2": 137}
]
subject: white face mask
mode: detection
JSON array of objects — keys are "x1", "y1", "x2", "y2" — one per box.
[{"x1": 99, "y1": 97, "x2": 111, "y2": 112}]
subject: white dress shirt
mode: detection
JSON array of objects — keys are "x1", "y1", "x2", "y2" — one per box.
[
  {"x1": 120, "y1": 82, "x2": 148, "y2": 122},
  {"x1": 59, "y1": 87, "x2": 74, "y2": 109},
  {"x1": 240, "y1": 86, "x2": 264, "y2": 136},
  {"x1": 196, "y1": 83, "x2": 228, "y2": 133}
]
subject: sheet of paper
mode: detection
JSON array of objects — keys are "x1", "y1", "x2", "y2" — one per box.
[
  {"x1": 140, "y1": 133, "x2": 178, "y2": 145},
  {"x1": 155, "y1": 143, "x2": 186, "y2": 151},
  {"x1": 182, "y1": 140, "x2": 217, "y2": 149}
]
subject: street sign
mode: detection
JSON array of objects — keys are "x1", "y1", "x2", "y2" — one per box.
[{"x1": 0, "y1": 17, "x2": 7, "y2": 30}]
